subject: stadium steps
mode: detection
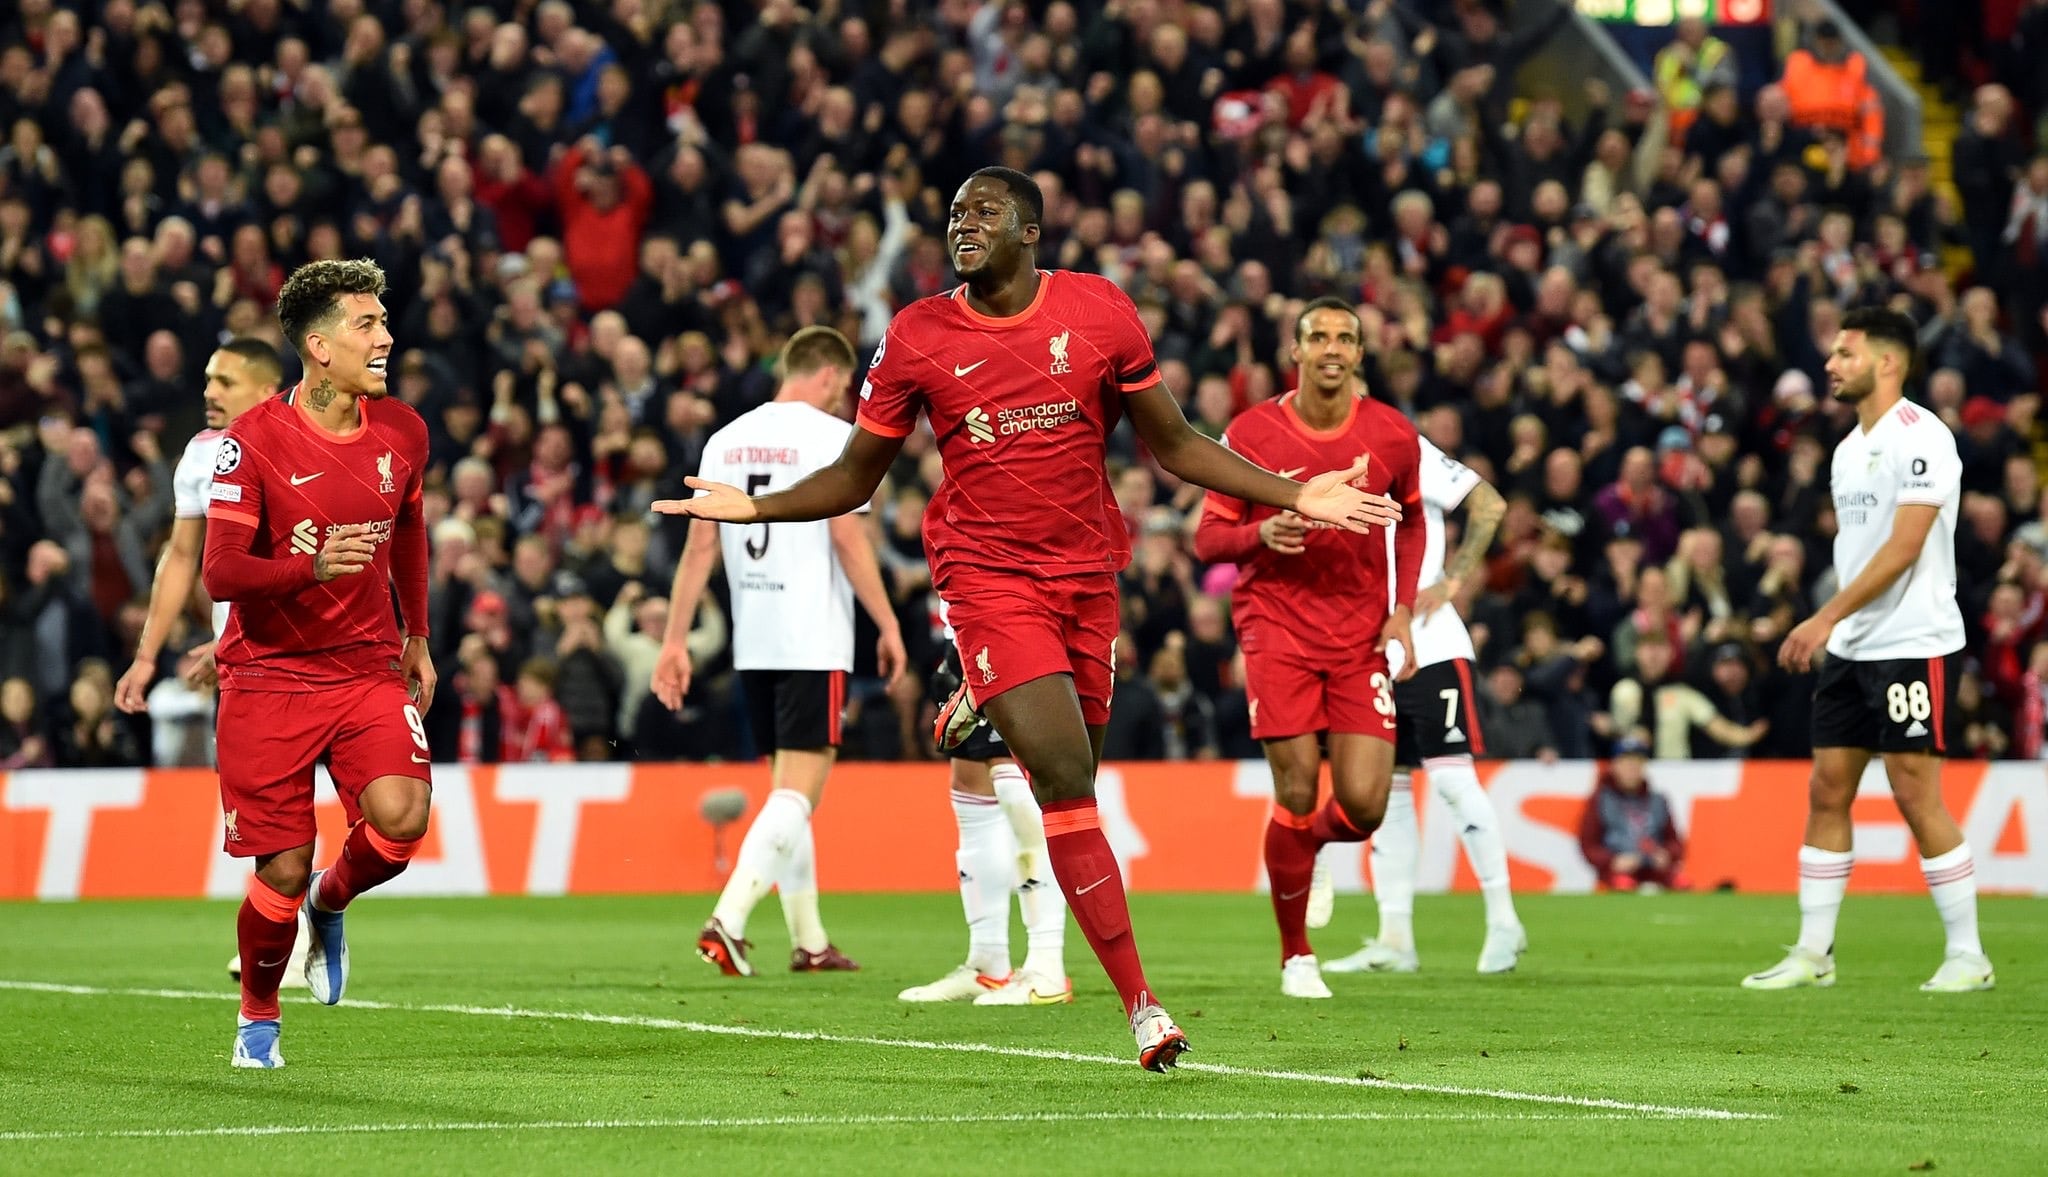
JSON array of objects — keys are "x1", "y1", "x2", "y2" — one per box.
[{"x1": 1877, "y1": 47, "x2": 1974, "y2": 279}]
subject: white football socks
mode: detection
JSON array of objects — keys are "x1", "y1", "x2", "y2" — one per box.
[
  {"x1": 952, "y1": 787, "x2": 1015, "y2": 976},
  {"x1": 713, "y1": 788, "x2": 812, "y2": 942},
  {"x1": 778, "y1": 814, "x2": 830, "y2": 954},
  {"x1": 1796, "y1": 845, "x2": 1854, "y2": 957},
  {"x1": 1429, "y1": 756, "x2": 1520, "y2": 930},
  {"x1": 993, "y1": 762, "x2": 1067, "y2": 978},
  {"x1": 1370, "y1": 773, "x2": 1417, "y2": 951},
  {"x1": 1920, "y1": 844, "x2": 1983, "y2": 957}
]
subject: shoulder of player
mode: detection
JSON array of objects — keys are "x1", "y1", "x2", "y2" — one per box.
[
  {"x1": 1224, "y1": 399, "x2": 1290, "y2": 443},
  {"x1": 372, "y1": 396, "x2": 430, "y2": 436},
  {"x1": 1052, "y1": 269, "x2": 1140, "y2": 313},
  {"x1": 1894, "y1": 404, "x2": 1958, "y2": 449}
]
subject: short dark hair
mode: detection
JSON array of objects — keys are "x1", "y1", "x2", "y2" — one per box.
[
  {"x1": 1840, "y1": 306, "x2": 1918, "y2": 357},
  {"x1": 276, "y1": 259, "x2": 387, "y2": 354},
  {"x1": 968, "y1": 166, "x2": 1044, "y2": 228},
  {"x1": 780, "y1": 325, "x2": 857, "y2": 378},
  {"x1": 1294, "y1": 296, "x2": 1363, "y2": 342},
  {"x1": 217, "y1": 336, "x2": 283, "y2": 386}
]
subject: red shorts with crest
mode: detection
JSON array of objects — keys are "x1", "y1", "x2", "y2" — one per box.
[
  {"x1": 216, "y1": 675, "x2": 432, "y2": 857},
  {"x1": 1243, "y1": 643, "x2": 1397, "y2": 743},
  {"x1": 941, "y1": 570, "x2": 1119, "y2": 726}
]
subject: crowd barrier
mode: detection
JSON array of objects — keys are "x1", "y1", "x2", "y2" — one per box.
[{"x1": 2, "y1": 760, "x2": 2042, "y2": 901}]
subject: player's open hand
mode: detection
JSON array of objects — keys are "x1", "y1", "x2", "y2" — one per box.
[
  {"x1": 650, "y1": 478, "x2": 762, "y2": 523},
  {"x1": 1378, "y1": 605, "x2": 1417, "y2": 680},
  {"x1": 401, "y1": 635, "x2": 437, "y2": 713},
  {"x1": 652, "y1": 640, "x2": 693, "y2": 710},
  {"x1": 1294, "y1": 454, "x2": 1402, "y2": 534},
  {"x1": 113, "y1": 656, "x2": 156, "y2": 714},
  {"x1": 179, "y1": 641, "x2": 218, "y2": 691},
  {"x1": 877, "y1": 625, "x2": 908, "y2": 688},
  {"x1": 1258, "y1": 510, "x2": 1308, "y2": 554},
  {"x1": 314, "y1": 523, "x2": 376, "y2": 582},
  {"x1": 1414, "y1": 577, "x2": 1457, "y2": 619},
  {"x1": 1777, "y1": 615, "x2": 1833, "y2": 672}
]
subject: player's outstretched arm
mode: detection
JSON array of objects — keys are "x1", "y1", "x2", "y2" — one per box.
[
  {"x1": 651, "y1": 428, "x2": 905, "y2": 524},
  {"x1": 1778, "y1": 503, "x2": 1941, "y2": 670},
  {"x1": 1124, "y1": 385, "x2": 1401, "y2": 533},
  {"x1": 116, "y1": 517, "x2": 205, "y2": 713}
]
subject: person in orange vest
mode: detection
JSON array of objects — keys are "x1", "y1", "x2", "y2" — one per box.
[{"x1": 1780, "y1": 20, "x2": 1884, "y2": 171}]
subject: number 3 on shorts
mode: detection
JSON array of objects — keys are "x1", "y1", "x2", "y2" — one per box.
[
  {"x1": 1885, "y1": 681, "x2": 1932, "y2": 725},
  {"x1": 403, "y1": 703, "x2": 429, "y2": 751}
]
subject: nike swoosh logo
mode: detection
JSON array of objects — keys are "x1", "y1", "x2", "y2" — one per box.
[
  {"x1": 1278, "y1": 467, "x2": 1306, "y2": 479},
  {"x1": 1278, "y1": 887, "x2": 1310, "y2": 901},
  {"x1": 290, "y1": 473, "x2": 323, "y2": 486},
  {"x1": 256, "y1": 958, "x2": 286, "y2": 968},
  {"x1": 411, "y1": 754, "x2": 431, "y2": 764},
  {"x1": 953, "y1": 360, "x2": 988, "y2": 377},
  {"x1": 1075, "y1": 874, "x2": 1113, "y2": 895}
]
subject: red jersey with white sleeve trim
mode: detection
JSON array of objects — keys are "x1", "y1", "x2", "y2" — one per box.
[
  {"x1": 204, "y1": 386, "x2": 429, "y2": 691},
  {"x1": 855, "y1": 270, "x2": 1159, "y2": 582},
  {"x1": 1196, "y1": 392, "x2": 1425, "y2": 659}
]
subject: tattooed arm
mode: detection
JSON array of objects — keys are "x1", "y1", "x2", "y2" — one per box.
[{"x1": 1415, "y1": 480, "x2": 1506, "y2": 617}]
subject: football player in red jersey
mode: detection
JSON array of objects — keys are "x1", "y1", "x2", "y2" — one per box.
[
  {"x1": 656, "y1": 168, "x2": 1403, "y2": 1071},
  {"x1": 1192, "y1": 298, "x2": 1425, "y2": 999},
  {"x1": 201, "y1": 259, "x2": 436, "y2": 1068}
]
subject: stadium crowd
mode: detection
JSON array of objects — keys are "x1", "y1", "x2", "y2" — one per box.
[{"x1": 0, "y1": 0, "x2": 2045, "y2": 770}]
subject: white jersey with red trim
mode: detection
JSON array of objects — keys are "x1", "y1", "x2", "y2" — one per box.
[{"x1": 1824, "y1": 398, "x2": 1965, "y2": 660}]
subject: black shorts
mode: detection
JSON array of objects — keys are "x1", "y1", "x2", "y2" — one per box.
[
  {"x1": 1393, "y1": 658, "x2": 1487, "y2": 768},
  {"x1": 1810, "y1": 653, "x2": 1958, "y2": 755},
  {"x1": 928, "y1": 646, "x2": 1008, "y2": 761},
  {"x1": 740, "y1": 669, "x2": 846, "y2": 753}
]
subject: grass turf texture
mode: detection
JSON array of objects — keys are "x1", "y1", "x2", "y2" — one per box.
[{"x1": 0, "y1": 893, "x2": 2040, "y2": 1175}]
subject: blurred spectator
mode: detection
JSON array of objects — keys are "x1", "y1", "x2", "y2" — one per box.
[
  {"x1": 1578, "y1": 731, "x2": 1689, "y2": 891},
  {"x1": 1653, "y1": 17, "x2": 1734, "y2": 142},
  {"x1": 1778, "y1": 21, "x2": 1882, "y2": 172},
  {"x1": 503, "y1": 657, "x2": 575, "y2": 763},
  {"x1": 0, "y1": 676, "x2": 52, "y2": 768},
  {"x1": 1479, "y1": 662, "x2": 1557, "y2": 761}
]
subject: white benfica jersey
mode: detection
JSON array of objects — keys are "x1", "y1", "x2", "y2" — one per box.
[
  {"x1": 695, "y1": 401, "x2": 867, "y2": 671},
  {"x1": 1824, "y1": 398, "x2": 1965, "y2": 660},
  {"x1": 171, "y1": 429, "x2": 233, "y2": 638},
  {"x1": 1389, "y1": 435, "x2": 1481, "y2": 668}
]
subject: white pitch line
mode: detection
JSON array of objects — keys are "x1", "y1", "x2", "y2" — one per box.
[
  {"x1": 0, "y1": 1110, "x2": 1666, "y2": 1143},
  {"x1": 0, "y1": 980, "x2": 1769, "y2": 1122}
]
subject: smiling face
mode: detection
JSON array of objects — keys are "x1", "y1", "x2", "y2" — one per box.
[
  {"x1": 312, "y1": 291, "x2": 395, "y2": 397},
  {"x1": 1293, "y1": 306, "x2": 1363, "y2": 394},
  {"x1": 946, "y1": 175, "x2": 1038, "y2": 280}
]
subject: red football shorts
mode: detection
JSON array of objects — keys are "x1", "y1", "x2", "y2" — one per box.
[
  {"x1": 1244, "y1": 643, "x2": 1397, "y2": 743},
  {"x1": 941, "y1": 569, "x2": 1119, "y2": 726},
  {"x1": 216, "y1": 676, "x2": 433, "y2": 857}
]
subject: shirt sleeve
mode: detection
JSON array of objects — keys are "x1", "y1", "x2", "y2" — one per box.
[
  {"x1": 1418, "y1": 436, "x2": 1482, "y2": 513},
  {"x1": 1895, "y1": 422, "x2": 1962, "y2": 508},
  {"x1": 202, "y1": 432, "x2": 262, "y2": 531},
  {"x1": 171, "y1": 439, "x2": 209, "y2": 519},
  {"x1": 1095, "y1": 278, "x2": 1161, "y2": 393},
  {"x1": 854, "y1": 321, "x2": 922, "y2": 438}
]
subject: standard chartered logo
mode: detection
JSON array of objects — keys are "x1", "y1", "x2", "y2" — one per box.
[
  {"x1": 968, "y1": 399, "x2": 1081, "y2": 444},
  {"x1": 965, "y1": 407, "x2": 996, "y2": 444},
  {"x1": 290, "y1": 518, "x2": 319, "y2": 555}
]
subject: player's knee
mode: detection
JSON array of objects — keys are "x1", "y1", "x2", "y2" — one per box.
[
  {"x1": 1807, "y1": 769, "x2": 1856, "y2": 815},
  {"x1": 1020, "y1": 749, "x2": 1094, "y2": 802},
  {"x1": 1271, "y1": 774, "x2": 1317, "y2": 816},
  {"x1": 364, "y1": 780, "x2": 432, "y2": 842},
  {"x1": 256, "y1": 849, "x2": 314, "y2": 897},
  {"x1": 1343, "y1": 791, "x2": 1389, "y2": 829}
]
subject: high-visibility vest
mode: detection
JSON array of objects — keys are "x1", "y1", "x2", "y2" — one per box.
[{"x1": 1781, "y1": 49, "x2": 1885, "y2": 169}]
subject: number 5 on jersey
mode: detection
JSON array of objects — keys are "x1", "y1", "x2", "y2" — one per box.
[{"x1": 744, "y1": 474, "x2": 773, "y2": 559}]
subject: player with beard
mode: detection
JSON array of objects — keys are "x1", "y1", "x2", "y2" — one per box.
[
  {"x1": 655, "y1": 168, "x2": 1402, "y2": 1070},
  {"x1": 1192, "y1": 298, "x2": 1424, "y2": 998},
  {"x1": 203, "y1": 260, "x2": 437, "y2": 1066},
  {"x1": 1743, "y1": 307, "x2": 1993, "y2": 993}
]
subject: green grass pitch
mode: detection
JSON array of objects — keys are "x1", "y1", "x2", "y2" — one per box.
[{"x1": 0, "y1": 893, "x2": 2041, "y2": 1175}]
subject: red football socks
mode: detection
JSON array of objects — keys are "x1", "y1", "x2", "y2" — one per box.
[
  {"x1": 1042, "y1": 798, "x2": 1156, "y2": 1017},
  {"x1": 1265, "y1": 806, "x2": 1318, "y2": 962},
  {"x1": 315, "y1": 821, "x2": 423, "y2": 913},
  {"x1": 239, "y1": 876, "x2": 305, "y2": 1021},
  {"x1": 1311, "y1": 796, "x2": 1375, "y2": 845}
]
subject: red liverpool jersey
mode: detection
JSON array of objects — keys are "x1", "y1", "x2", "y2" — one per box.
[
  {"x1": 855, "y1": 270, "x2": 1159, "y2": 582},
  {"x1": 1195, "y1": 391, "x2": 1425, "y2": 659},
  {"x1": 204, "y1": 387, "x2": 430, "y2": 690}
]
